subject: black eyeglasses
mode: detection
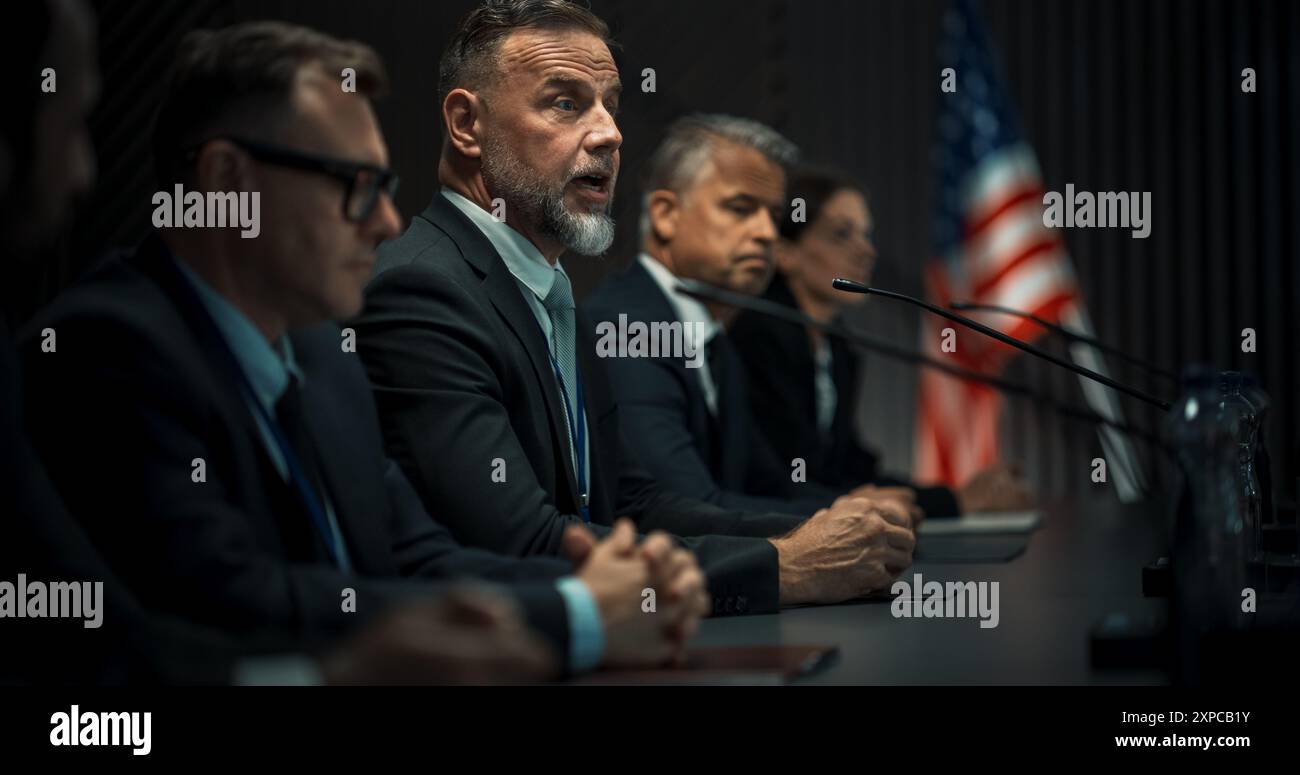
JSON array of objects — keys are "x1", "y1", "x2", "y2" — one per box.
[{"x1": 183, "y1": 136, "x2": 400, "y2": 223}]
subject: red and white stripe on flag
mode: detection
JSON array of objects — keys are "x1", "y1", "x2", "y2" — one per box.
[{"x1": 915, "y1": 145, "x2": 1080, "y2": 487}]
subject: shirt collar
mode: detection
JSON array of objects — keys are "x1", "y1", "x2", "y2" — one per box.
[
  {"x1": 441, "y1": 187, "x2": 570, "y2": 303},
  {"x1": 637, "y1": 253, "x2": 722, "y2": 344},
  {"x1": 172, "y1": 257, "x2": 302, "y2": 411}
]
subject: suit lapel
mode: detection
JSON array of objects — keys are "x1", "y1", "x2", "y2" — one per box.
[
  {"x1": 766, "y1": 276, "x2": 819, "y2": 423},
  {"x1": 625, "y1": 262, "x2": 718, "y2": 413},
  {"x1": 419, "y1": 195, "x2": 583, "y2": 507},
  {"x1": 295, "y1": 367, "x2": 394, "y2": 575},
  {"x1": 828, "y1": 336, "x2": 859, "y2": 466},
  {"x1": 573, "y1": 304, "x2": 617, "y2": 515},
  {"x1": 711, "y1": 336, "x2": 751, "y2": 487},
  {"x1": 131, "y1": 238, "x2": 329, "y2": 558},
  {"x1": 620, "y1": 261, "x2": 724, "y2": 464}
]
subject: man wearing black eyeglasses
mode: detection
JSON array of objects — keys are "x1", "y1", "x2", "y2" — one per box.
[
  {"x1": 184, "y1": 135, "x2": 401, "y2": 226},
  {"x1": 5, "y1": 1, "x2": 560, "y2": 686},
  {"x1": 21, "y1": 19, "x2": 708, "y2": 676}
]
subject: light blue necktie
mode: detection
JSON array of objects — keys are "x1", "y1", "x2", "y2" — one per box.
[{"x1": 541, "y1": 272, "x2": 585, "y2": 503}]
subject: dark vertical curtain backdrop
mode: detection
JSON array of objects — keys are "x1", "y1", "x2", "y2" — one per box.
[{"x1": 65, "y1": 0, "x2": 1299, "y2": 499}]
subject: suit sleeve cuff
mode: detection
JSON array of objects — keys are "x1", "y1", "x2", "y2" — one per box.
[
  {"x1": 555, "y1": 576, "x2": 604, "y2": 673},
  {"x1": 231, "y1": 655, "x2": 325, "y2": 686},
  {"x1": 916, "y1": 485, "x2": 961, "y2": 518}
]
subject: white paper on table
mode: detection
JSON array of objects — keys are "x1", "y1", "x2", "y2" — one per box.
[{"x1": 916, "y1": 510, "x2": 1042, "y2": 536}]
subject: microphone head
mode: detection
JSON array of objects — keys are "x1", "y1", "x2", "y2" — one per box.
[{"x1": 832, "y1": 278, "x2": 870, "y2": 294}]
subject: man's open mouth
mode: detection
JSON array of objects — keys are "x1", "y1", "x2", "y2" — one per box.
[{"x1": 571, "y1": 174, "x2": 610, "y2": 192}]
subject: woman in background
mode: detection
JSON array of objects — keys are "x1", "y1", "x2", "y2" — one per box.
[{"x1": 729, "y1": 167, "x2": 1030, "y2": 518}]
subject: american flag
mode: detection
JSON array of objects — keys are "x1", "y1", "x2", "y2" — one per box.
[{"x1": 914, "y1": 0, "x2": 1081, "y2": 488}]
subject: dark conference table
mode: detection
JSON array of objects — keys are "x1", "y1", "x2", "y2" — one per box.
[{"x1": 688, "y1": 493, "x2": 1170, "y2": 684}]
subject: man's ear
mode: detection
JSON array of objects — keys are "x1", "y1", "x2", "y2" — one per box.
[
  {"x1": 443, "y1": 88, "x2": 484, "y2": 160},
  {"x1": 194, "y1": 139, "x2": 252, "y2": 194},
  {"x1": 647, "y1": 189, "x2": 680, "y2": 244}
]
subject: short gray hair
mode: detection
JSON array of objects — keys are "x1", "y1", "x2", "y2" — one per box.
[
  {"x1": 437, "y1": 0, "x2": 613, "y2": 113},
  {"x1": 639, "y1": 114, "x2": 799, "y2": 244}
]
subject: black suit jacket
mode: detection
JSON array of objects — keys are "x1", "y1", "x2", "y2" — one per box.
[
  {"x1": 19, "y1": 236, "x2": 573, "y2": 653},
  {"x1": 729, "y1": 276, "x2": 961, "y2": 517},
  {"x1": 2, "y1": 321, "x2": 295, "y2": 685},
  {"x1": 584, "y1": 260, "x2": 839, "y2": 515},
  {"x1": 354, "y1": 193, "x2": 797, "y2": 616}
]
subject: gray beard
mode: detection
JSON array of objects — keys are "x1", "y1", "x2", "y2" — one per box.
[{"x1": 481, "y1": 138, "x2": 616, "y2": 257}]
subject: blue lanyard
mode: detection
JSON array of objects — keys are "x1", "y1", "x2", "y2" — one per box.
[
  {"x1": 547, "y1": 351, "x2": 589, "y2": 523},
  {"x1": 166, "y1": 256, "x2": 347, "y2": 570},
  {"x1": 237, "y1": 375, "x2": 349, "y2": 571}
]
